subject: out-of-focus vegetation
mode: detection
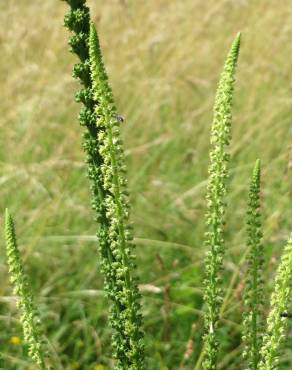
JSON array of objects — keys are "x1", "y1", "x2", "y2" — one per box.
[{"x1": 0, "y1": 0, "x2": 291, "y2": 369}]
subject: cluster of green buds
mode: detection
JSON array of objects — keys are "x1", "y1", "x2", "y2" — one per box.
[
  {"x1": 63, "y1": 1, "x2": 145, "y2": 368},
  {"x1": 63, "y1": 0, "x2": 105, "y2": 225},
  {"x1": 202, "y1": 33, "x2": 241, "y2": 370},
  {"x1": 88, "y1": 24, "x2": 144, "y2": 369},
  {"x1": 4, "y1": 210, "x2": 48, "y2": 370},
  {"x1": 242, "y1": 159, "x2": 265, "y2": 369},
  {"x1": 259, "y1": 236, "x2": 292, "y2": 370}
]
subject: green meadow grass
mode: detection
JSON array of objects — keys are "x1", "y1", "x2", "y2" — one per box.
[{"x1": 0, "y1": 0, "x2": 291, "y2": 369}]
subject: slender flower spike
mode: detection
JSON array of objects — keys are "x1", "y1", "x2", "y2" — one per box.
[
  {"x1": 63, "y1": 2, "x2": 115, "y2": 309},
  {"x1": 63, "y1": 0, "x2": 113, "y2": 316},
  {"x1": 88, "y1": 23, "x2": 145, "y2": 370},
  {"x1": 242, "y1": 159, "x2": 265, "y2": 370},
  {"x1": 4, "y1": 209, "x2": 47, "y2": 370},
  {"x1": 63, "y1": 0, "x2": 145, "y2": 367},
  {"x1": 62, "y1": 0, "x2": 106, "y2": 227},
  {"x1": 202, "y1": 33, "x2": 241, "y2": 370},
  {"x1": 258, "y1": 236, "x2": 292, "y2": 370}
]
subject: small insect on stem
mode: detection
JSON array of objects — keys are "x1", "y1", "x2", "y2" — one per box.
[
  {"x1": 116, "y1": 114, "x2": 124, "y2": 123},
  {"x1": 280, "y1": 312, "x2": 292, "y2": 318}
]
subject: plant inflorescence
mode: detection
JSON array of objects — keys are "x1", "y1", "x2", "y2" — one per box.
[
  {"x1": 2, "y1": 2, "x2": 292, "y2": 369},
  {"x1": 202, "y1": 32, "x2": 241, "y2": 370},
  {"x1": 4, "y1": 209, "x2": 48, "y2": 370},
  {"x1": 88, "y1": 23, "x2": 144, "y2": 369},
  {"x1": 259, "y1": 236, "x2": 292, "y2": 370},
  {"x1": 63, "y1": 1, "x2": 144, "y2": 368},
  {"x1": 242, "y1": 159, "x2": 265, "y2": 370}
]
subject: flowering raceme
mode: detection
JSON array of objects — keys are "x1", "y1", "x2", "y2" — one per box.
[
  {"x1": 2, "y1": 2, "x2": 291, "y2": 369},
  {"x1": 242, "y1": 159, "x2": 265, "y2": 370},
  {"x1": 63, "y1": 1, "x2": 145, "y2": 368},
  {"x1": 202, "y1": 33, "x2": 241, "y2": 370},
  {"x1": 259, "y1": 236, "x2": 292, "y2": 370},
  {"x1": 4, "y1": 209, "x2": 48, "y2": 370}
]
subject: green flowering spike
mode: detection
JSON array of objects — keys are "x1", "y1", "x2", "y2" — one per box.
[
  {"x1": 258, "y1": 236, "x2": 292, "y2": 370},
  {"x1": 63, "y1": 0, "x2": 113, "y2": 284},
  {"x1": 4, "y1": 209, "x2": 47, "y2": 370},
  {"x1": 242, "y1": 159, "x2": 265, "y2": 370},
  {"x1": 202, "y1": 33, "x2": 241, "y2": 370},
  {"x1": 63, "y1": 0, "x2": 105, "y2": 228},
  {"x1": 63, "y1": 2, "x2": 145, "y2": 368},
  {"x1": 89, "y1": 24, "x2": 145, "y2": 370}
]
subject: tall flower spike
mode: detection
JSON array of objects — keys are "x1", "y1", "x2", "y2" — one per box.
[
  {"x1": 63, "y1": 0, "x2": 145, "y2": 367},
  {"x1": 4, "y1": 209, "x2": 47, "y2": 370},
  {"x1": 242, "y1": 159, "x2": 265, "y2": 370},
  {"x1": 63, "y1": 0, "x2": 112, "y2": 310},
  {"x1": 63, "y1": 1, "x2": 127, "y2": 365},
  {"x1": 258, "y1": 235, "x2": 292, "y2": 370},
  {"x1": 63, "y1": 0, "x2": 106, "y2": 228},
  {"x1": 63, "y1": 0, "x2": 117, "y2": 259},
  {"x1": 89, "y1": 23, "x2": 145, "y2": 370},
  {"x1": 202, "y1": 32, "x2": 241, "y2": 370}
]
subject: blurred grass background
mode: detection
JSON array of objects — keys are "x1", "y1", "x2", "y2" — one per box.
[{"x1": 0, "y1": 0, "x2": 291, "y2": 369}]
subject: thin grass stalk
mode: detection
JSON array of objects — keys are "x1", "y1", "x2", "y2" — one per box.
[
  {"x1": 88, "y1": 23, "x2": 144, "y2": 369},
  {"x1": 0, "y1": 351, "x2": 3, "y2": 369},
  {"x1": 258, "y1": 235, "x2": 292, "y2": 370},
  {"x1": 242, "y1": 159, "x2": 265, "y2": 370},
  {"x1": 202, "y1": 33, "x2": 241, "y2": 370},
  {"x1": 4, "y1": 209, "x2": 48, "y2": 370}
]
